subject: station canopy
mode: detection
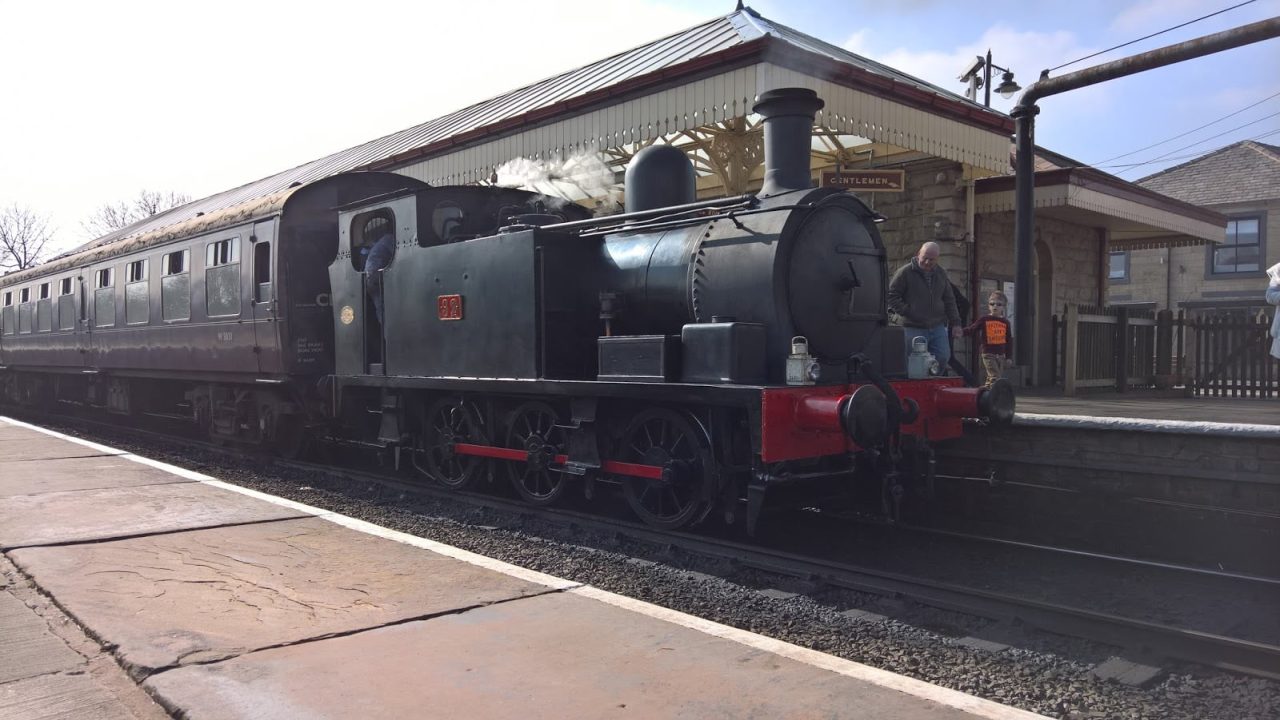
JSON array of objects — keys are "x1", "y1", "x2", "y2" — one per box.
[
  {"x1": 72, "y1": 5, "x2": 1014, "y2": 254},
  {"x1": 975, "y1": 150, "x2": 1226, "y2": 249}
]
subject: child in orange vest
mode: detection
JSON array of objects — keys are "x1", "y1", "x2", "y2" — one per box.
[{"x1": 963, "y1": 291, "x2": 1012, "y2": 387}]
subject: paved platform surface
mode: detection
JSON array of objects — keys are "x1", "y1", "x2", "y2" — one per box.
[
  {"x1": 1015, "y1": 393, "x2": 1280, "y2": 426},
  {"x1": 0, "y1": 416, "x2": 1046, "y2": 720}
]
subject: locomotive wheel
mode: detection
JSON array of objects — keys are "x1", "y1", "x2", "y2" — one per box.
[
  {"x1": 413, "y1": 398, "x2": 487, "y2": 489},
  {"x1": 504, "y1": 401, "x2": 570, "y2": 506},
  {"x1": 617, "y1": 408, "x2": 711, "y2": 530}
]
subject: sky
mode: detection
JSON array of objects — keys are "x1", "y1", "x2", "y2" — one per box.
[{"x1": 2, "y1": 0, "x2": 1278, "y2": 255}]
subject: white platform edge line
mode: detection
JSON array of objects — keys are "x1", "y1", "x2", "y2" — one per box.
[
  {"x1": 0, "y1": 416, "x2": 131, "y2": 456},
  {"x1": 4, "y1": 415, "x2": 1049, "y2": 719},
  {"x1": 1014, "y1": 412, "x2": 1280, "y2": 437},
  {"x1": 571, "y1": 585, "x2": 1051, "y2": 720},
  {"x1": 321, "y1": 514, "x2": 580, "y2": 591}
]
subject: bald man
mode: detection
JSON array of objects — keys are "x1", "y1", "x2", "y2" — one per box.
[{"x1": 887, "y1": 242, "x2": 961, "y2": 369}]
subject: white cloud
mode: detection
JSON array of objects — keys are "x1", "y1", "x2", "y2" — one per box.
[
  {"x1": 0, "y1": 0, "x2": 706, "y2": 250},
  {"x1": 844, "y1": 24, "x2": 1115, "y2": 116},
  {"x1": 1109, "y1": 0, "x2": 1206, "y2": 34}
]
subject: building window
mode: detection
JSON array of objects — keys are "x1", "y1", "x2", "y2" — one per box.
[
  {"x1": 1211, "y1": 215, "x2": 1263, "y2": 275},
  {"x1": 59, "y1": 278, "x2": 73, "y2": 296},
  {"x1": 1108, "y1": 251, "x2": 1129, "y2": 282}
]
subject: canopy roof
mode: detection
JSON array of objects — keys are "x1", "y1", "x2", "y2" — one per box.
[{"x1": 975, "y1": 167, "x2": 1227, "y2": 248}]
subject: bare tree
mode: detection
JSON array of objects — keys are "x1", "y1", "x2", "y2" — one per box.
[
  {"x1": 82, "y1": 189, "x2": 191, "y2": 239},
  {"x1": 0, "y1": 204, "x2": 53, "y2": 272}
]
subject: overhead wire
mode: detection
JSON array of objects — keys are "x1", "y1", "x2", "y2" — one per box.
[
  {"x1": 1086, "y1": 128, "x2": 1280, "y2": 175},
  {"x1": 1047, "y1": 0, "x2": 1258, "y2": 73},
  {"x1": 1111, "y1": 114, "x2": 1280, "y2": 173},
  {"x1": 1091, "y1": 89, "x2": 1280, "y2": 165}
]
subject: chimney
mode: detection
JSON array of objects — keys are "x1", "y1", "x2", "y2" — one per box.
[{"x1": 752, "y1": 88, "x2": 824, "y2": 196}]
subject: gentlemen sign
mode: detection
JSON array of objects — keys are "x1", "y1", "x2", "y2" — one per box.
[{"x1": 820, "y1": 169, "x2": 905, "y2": 192}]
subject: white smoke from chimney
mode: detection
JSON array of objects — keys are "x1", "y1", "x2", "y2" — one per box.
[{"x1": 493, "y1": 150, "x2": 623, "y2": 213}]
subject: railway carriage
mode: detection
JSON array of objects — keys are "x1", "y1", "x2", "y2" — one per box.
[
  {"x1": 0, "y1": 172, "x2": 425, "y2": 444},
  {"x1": 0, "y1": 89, "x2": 1012, "y2": 532}
]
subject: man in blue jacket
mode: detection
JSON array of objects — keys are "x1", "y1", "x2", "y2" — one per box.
[
  {"x1": 364, "y1": 230, "x2": 395, "y2": 325},
  {"x1": 887, "y1": 242, "x2": 961, "y2": 370}
]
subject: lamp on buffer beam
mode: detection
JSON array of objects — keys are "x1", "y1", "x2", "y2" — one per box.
[{"x1": 958, "y1": 50, "x2": 1022, "y2": 107}]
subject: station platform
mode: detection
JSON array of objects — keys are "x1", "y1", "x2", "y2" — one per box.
[
  {"x1": 1014, "y1": 392, "x2": 1280, "y2": 430},
  {"x1": 0, "y1": 416, "x2": 1045, "y2": 720}
]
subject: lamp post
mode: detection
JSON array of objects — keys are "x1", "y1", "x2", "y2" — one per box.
[{"x1": 959, "y1": 50, "x2": 1021, "y2": 107}]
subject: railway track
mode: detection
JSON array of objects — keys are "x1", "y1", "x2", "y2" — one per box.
[{"x1": 12, "y1": 408, "x2": 1280, "y2": 680}]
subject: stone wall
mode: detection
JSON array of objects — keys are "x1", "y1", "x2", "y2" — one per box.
[
  {"x1": 871, "y1": 160, "x2": 971, "y2": 298},
  {"x1": 935, "y1": 422, "x2": 1280, "y2": 509},
  {"x1": 974, "y1": 211, "x2": 1102, "y2": 314}
]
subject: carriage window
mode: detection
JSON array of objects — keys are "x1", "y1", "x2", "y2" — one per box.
[
  {"x1": 94, "y1": 268, "x2": 115, "y2": 328},
  {"x1": 126, "y1": 259, "x2": 149, "y2": 325},
  {"x1": 207, "y1": 238, "x2": 239, "y2": 267},
  {"x1": 57, "y1": 278, "x2": 75, "y2": 330},
  {"x1": 35, "y1": 283, "x2": 52, "y2": 332},
  {"x1": 206, "y1": 237, "x2": 241, "y2": 317},
  {"x1": 18, "y1": 288, "x2": 32, "y2": 333},
  {"x1": 1, "y1": 291, "x2": 12, "y2": 335},
  {"x1": 163, "y1": 248, "x2": 189, "y2": 275},
  {"x1": 162, "y1": 249, "x2": 191, "y2": 321},
  {"x1": 253, "y1": 240, "x2": 271, "y2": 303}
]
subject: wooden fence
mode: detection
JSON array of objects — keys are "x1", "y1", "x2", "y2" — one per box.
[
  {"x1": 1189, "y1": 313, "x2": 1278, "y2": 398},
  {"x1": 1054, "y1": 304, "x2": 1278, "y2": 397},
  {"x1": 1056, "y1": 304, "x2": 1165, "y2": 394}
]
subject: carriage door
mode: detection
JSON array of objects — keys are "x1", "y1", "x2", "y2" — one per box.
[
  {"x1": 250, "y1": 219, "x2": 279, "y2": 372},
  {"x1": 76, "y1": 276, "x2": 90, "y2": 365}
]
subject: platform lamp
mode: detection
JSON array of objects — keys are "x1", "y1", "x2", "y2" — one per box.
[{"x1": 959, "y1": 50, "x2": 1022, "y2": 107}]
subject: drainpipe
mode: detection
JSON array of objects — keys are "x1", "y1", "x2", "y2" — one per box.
[{"x1": 1011, "y1": 17, "x2": 1280, "y2": 367}]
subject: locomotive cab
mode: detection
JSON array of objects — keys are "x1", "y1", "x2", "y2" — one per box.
[
  {"x1": 331, "y1": 190, "x2": 418, "y2": 376},
  {"x1": 330, "y1": 187, "x2": 594, "y2": 378}
]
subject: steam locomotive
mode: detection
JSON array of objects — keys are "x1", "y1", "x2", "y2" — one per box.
[{"x1": 0, "y1": 88, "x2": 1012, "y2": 532}]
